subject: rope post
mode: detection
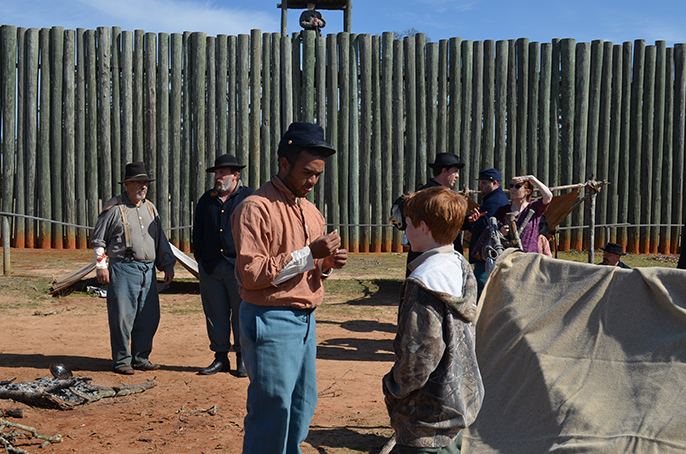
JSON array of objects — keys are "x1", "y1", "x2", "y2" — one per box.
[{"x1": 2, "y1": 215, "x2": 10, "y2": 275}]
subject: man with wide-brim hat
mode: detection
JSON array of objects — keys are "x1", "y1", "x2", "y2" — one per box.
[
  {"x1": 600, "y1": 242, "x2": 631, "y2": 269},
  {"x1": 193, "y1": 154, "x2": 253, "y2": 377},
  {"x1": 405, "y1": 153, "x2": 467, "y2": 276},
  {"x1": 232, "y1": 122, "x2": 347, "y2": 452},
  {"x1": 92, "y1": 162, "x2": 176, "y2": 375}
]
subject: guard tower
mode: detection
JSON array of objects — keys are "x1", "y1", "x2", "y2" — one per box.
[{"x1": 277, "y1": 0, "x2": 352, "y2": 35}]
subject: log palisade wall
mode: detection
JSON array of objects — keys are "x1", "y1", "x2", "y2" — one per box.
[{"x1": 0, "y1": 25, "x2": 684, "y2": 253}]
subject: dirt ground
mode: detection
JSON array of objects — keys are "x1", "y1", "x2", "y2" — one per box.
[{"x1": 0, "y1": 249, "x2": 404, "y2": 453}]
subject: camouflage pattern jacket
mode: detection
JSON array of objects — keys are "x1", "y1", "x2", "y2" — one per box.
[{"x1": 383, "y1": 245, "x2": 484, "y2": 447}]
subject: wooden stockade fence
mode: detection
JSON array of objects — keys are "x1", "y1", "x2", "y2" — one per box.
[{"x1": 0, "y1": 25, "x2": 685, "y2": 254}]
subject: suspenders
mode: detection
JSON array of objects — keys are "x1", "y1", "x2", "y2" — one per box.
[{"x1": 116, "y1": 196, "x2": 157, "y2": 259}]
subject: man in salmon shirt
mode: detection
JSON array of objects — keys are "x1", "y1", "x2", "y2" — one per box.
[{"x1": 231, "y1": 122, "x2": 348, "y2": 454}]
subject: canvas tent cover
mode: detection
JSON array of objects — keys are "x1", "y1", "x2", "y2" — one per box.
[{"x1": 463, "y1": 249, "x2": 686, "y2": 453}]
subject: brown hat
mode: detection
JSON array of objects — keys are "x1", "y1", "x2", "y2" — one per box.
[
  {"x1": 206, "y1": 154, "x2": 246, "y2": 172},
  {"x1": 119, "y1": 162, "x2": 154, "y2": 184}
]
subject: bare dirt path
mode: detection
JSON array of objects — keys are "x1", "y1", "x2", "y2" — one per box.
[{"x1": 0, "y1": 249, "x2": 403, "y2": 453}]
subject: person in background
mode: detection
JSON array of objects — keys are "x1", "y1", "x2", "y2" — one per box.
[
  {"x1": 464, "y1": 168, "x2": 509, "y2": 298},
  {"x1": 600, "y1": 242, "x2": 631, "y2": 269},
  {"x1": 383, "y1": 186, "x2": 484, "y2": 454},
  {"x1": 300, "y1": 2, "x2": 326, "y2": 37},
  {"x1": 92, "y1": 162, "x2": 175, "y2": 375},
  {"x1": 406, "y1": 153, "x2": 466, "y2": 276},
  {"x1": 193, "y1": 154, "x2": 254, "y2": 377},
  {"x1": 232, "y1": 122, "x2": 348, "y2": 453}
]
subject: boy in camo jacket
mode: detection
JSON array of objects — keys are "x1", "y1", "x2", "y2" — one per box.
[{"x1": 383, "y1": 186, "x2": 484, "y2": 453}]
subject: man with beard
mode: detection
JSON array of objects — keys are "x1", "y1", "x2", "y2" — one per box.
[
  {"x1": 92, "y1": 162, "x2": 176, "y2": 375},
  {"x1": 232, "y1": 122, "x2": 347, "y2": 453},
  {"x1": 193, "y1": 154, "x2": 254, "y2": 377}
]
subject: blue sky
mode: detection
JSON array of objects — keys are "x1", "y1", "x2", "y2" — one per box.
[{"x1": 2, "y1": 0, "x2": 685, "y2": 46}]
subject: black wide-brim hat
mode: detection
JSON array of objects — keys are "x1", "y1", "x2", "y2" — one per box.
[
  {"x1": 600, "y1": 242, "x2": 627, "y2": 256},
  {"x1": 428, "y1": 152, "x2": 465, "y2": 170},
  {"x1": 278, "y1": 122, "x2": 336, "y2": 157},
  {"x1": 119, "y1": 162, "x2": 154, "y2": 184},
  {"x1": 206, "y1": 154, "x2": 246, "y2": 172}
]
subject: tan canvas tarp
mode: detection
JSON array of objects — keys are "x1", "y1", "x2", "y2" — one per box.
[{"x1": 463, "y1": 249, "x2": 686, "y2": 454}]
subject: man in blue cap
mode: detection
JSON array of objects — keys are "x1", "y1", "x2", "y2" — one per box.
[
  {"x1": 232, "y1": 122, "x2": 348, "y2": 453},
  {"x1": 464, "y1": 168, "x2": 509, "y2": 298}
]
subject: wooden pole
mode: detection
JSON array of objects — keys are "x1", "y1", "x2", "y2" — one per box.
[
  {"x1": 437, "y1": 39, "x2": 448, "y2": 158},
  {"x1": 660, "y1": 47, "x2": 674, "y2": 253},
  {"x1": 506, "y1": 39, "x2": 516, "y2": 179},
  {"x1": 262, "y1": 33, "x2": 273, "y2": 185},
  {"x1": 133, "y1": 29, "x2": 144, "y2": 163},
  {"x1": 25, "y1": 28, "x2": 39, "y2": 248},
  {"x1": 38, "y1": 28, "x2": 52, "y2": 248},
  {"x1": 628, "y1": 40, "x2": 645, "y2": 254},
  {"x1": 63, "y1": 29, "x2": 76, "y2": 249},
  {"x1": 206, "y1": 36, "x2": 216, "y2": 190},
  {"x1": 482, "y1": 40, "x2": 495, "y2": 169},
  {"x1": 98, "y1": 27, "x2": 112, "y2": 206},
  {"x1": 538, "y1": 43, "x2": 552, "y2": 184},
  {"x1": 416, "y1": 33, "x2": 427, "y2": 185},
  {"x1": 180, "y1": 31, "x2": 192, "y2": 252},
  {"x1": 237, "y1": 34, "x2": 249, "y2": 186},
  {"x1": 249, "y1": 29, "x2": 262, "y2": 187},
  {"x1": 325, "y1": 33, "x2": 339, "y2": 239},
  {"x1": 121, "y1": 31, "x2": 133, "y2": 165},
  {"x1": 585, "y1": 40, "x2": 602, "y2": 249},
  {"x1": 617, "y1": 42, "x2": 632, "y2": 248},
  {"x1": 371, "y1": 35, "x2": 382, "y2": 252},
  {"x1": 111, "y1": 27, "x2": 122, "y2": 198},
  {"x1": 191, "y1": 32, "x2": 207, "y2": 205},
  {"x1": 359, "y1": 34, "x2": 372, "y2": 252},
  {"x1": 527, "y1": 41, "x2": 539, "y2": 176},
  {"x1": 515, "y1": 38, "x2": 528, "y2": 176},
  {"x1": 348, "y1": 34, "x2": 359, "y2": 252},
  {"x1": 448, "y1": 37, "x2": 462, "y2": 159},
  {"x1": 571, "y1": 42, "x2": 590, "y2": 251},
  {"x1": 596, "y1": 41, "x2": 613, "y2": 248},
  {"x1": 672, "y1": 44, "x2": 686, "y2": 254},
  {"x1": 558, "y1": 38, "x2": 575, "y2": 251},
  {"x1": 640, "y1": 45, "x2": 656, "y2": 254},
  {"x1": 157, "y1": 32, "x2": 170, "y2": 230},
  {"x1": 170, "y1": 33, "x2": 182, "y2": 246},
  {"x1": 1, "y1": 25, "x2": 17, "y2": 271},
  {"x1": 144, "y1": 32, "x2": 157, "y2": 204},
  {"x1": 51, "y1": 26, "x2": 65, "y2": 248},
  {"x1": 470, "y1": 40, "x2": 483, "y2": 182},
  {"x1": 652, "y1": 41, "x2": 666, "y2": 253},
  {"x1": 460, "y1": 40, "x2": 472, "y2": 172},
  {"x1": 392, "y1": 38, "x2": 404, "y2": 252},
  {"x1": 15, "y1": 28, "x2": 25, "y2": 249},
  {"x1": 337, "y1": 32, "x2": 349, "y2": 250},
  {"x1": 494, "y1": 40, "x2": 507, "y2": 173},
  {"x1": 404, "y1": 36, "x2": 417, "y2": 192}
]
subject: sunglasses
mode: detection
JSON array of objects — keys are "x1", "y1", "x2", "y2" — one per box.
[{"x1": 510, "y1": 183, "x2": 524, "y2": 189}]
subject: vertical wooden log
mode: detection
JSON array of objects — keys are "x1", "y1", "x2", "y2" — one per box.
[
  {"x1": 538, "y1": 43, "x2": 552, "y2": 183},
  {"x1": 572, "y1": 42, "x2": 590, "y2": 251},
  {"x1": 640, "y1": 45, "x2": 656, "y2": 254},
  {"x1": 249, "y1": 30, "x2": 262, "y2": 187},
  {"x1": 628, "y1": 40, "x2": 645, "y2": 254},
  {"x1": 348, "y1": 34, "x2": 360, "y2": 252},
  {"x1": 651, "y1": 41, "x2": 666, "y2": 253},
  {"x1": 38, "y1": 28, "x2": 51, "y2": 248},
  {"x1": 85, "y1": 30, "x2": 98, "y2": 229},
  {"x1": 392, "y1": 38, "x2": 405, "y2": 252},
  {"x1": 281, "y1": 35, "x2": 293, "y2": 129},
  {"x1": 426, "y1": 42, "x2": 438, "y2": 166},
  {"x1": 549, "y1": 39, "x2": 561, "y2": 188},
  {"x1": 506, "y1": 39, "x2": 516, "y2": 179},
  {"x1": 337, "y1": 32, "x2": 350, "y2": 250},
  {"x1": 371, "y1": 35, "x2": 382, "y2": 252},
  {"x1": 261, "y1": 33, "x2": 273, "y2": 185},
  {"x1": 673, "y1": 45, "x2": 686, "y2": 253},
  {"x1": 228, "y1": 35, "x2": 237, "y2": 157},
  {"x1": 416, "y1": 33, "x2": 427, "y2": 185},
  {"x1": 437, "y1": 39, "x2": 448, "y2": 157},
  {"x1": 597, "y1": 41, "x2": 613, "y2": 247},
  {"x1": 191, "y1": 32, "x2": 207, "y2": 207},
  {"x1": 460, "y1": 40, "x2": 473, "y2": 170},
  {"x1": 482, "y1": 40, "x2": 495, "y2": 169},
  {"x1": 660, "y1": 47, "x2": 674, "y2": 253},
  {"x1": 470, "y1": 40, "x2": 483, "y2": 181},
  {"x1": 359, "y1": 34, "x2": 372, "y2": 252},
  {"x1": 25, "y1": 28, "x2": 39, "y2": 248},
  {"x1": 121, "y1": 31, "x2": 133, "y2": 165},
  {"x1": 111, "y1": 27, "x2": 121, "y2": 197},
  {"x1": 527, "y1": 41, "x2": 539, "y2": 175},
  {"x1": 271, "y1": 33, "x2": 281, "y2": 167},
  {"x1": 206, "y1": 36, "x2": 216, "y2": 189},
  {"x1": 157, "y1": 33, "x2": 170, "y2": 231},
  {"x1": 15, "y1": 28, "x2": 26, "y2": 248},
  {"x1": 180, "y1": 31, "x2": 192, "y2": 252},
  {"x1": 236, "y1": 34, "x2": 249, "y2": 187},
  {"x1": 133, "y1": 29, "x2": 144, "y2": 163},
  {"x1": 404, "y1": 36, "x2": 417, "y2": 193},
  {"x1": 448, "y1": 37, "x2": 462, "y2": 158},
  {"x1": 170, "y1": 33, "x2": 182, "y2": 246},
  {"x1": 617, "y1": 42, "x2": 632, "y2": 247},
  {"x1": 143, "y1": 32, "x2": 156, "y2": 204},
  {"x1": 516, "y1": 38, "x2": 529, "y2": 176},
  {"x1": 381, "y1": 33, "x2": 394, "y2": 251},
  {"x1": 494, "y1": 40, "x2": 507, "y2": 173},
  {"x1": 292, "y1": 32, "x2": 302, "y2": 121},
  {"x1": 216, "y1": 34, "x2": 228, "y2": 159},
  {"x1": 1, "y1": 25, "x2": 17, "y2": 261},
  {"x1": 314, "y1": 35, "x2": 326, "y2": 210},
  {"x1": 585, "y1": 40, "x2": 603, "y2": 249},
  {"x1": 63, "y1": 29, "x2": 76, "y2": 249},
  {"x1": 51, "y1": 26, "x2": 65, "y2": 248},
  {"x1": 98, "y1": 27, "x2": 112, "y2": 206},
  {"x1": 325, "y1": 33, "x2": 339, "y2": 235},
  {"x1": 301, "y1": 30, "x2": 316, "y2": 123},
  {"x1": 607, "y1": 44, "x2": 624, "y2": 244},
  {"x1": 559, "y1": 38, "x2": 576, "y2": 251}
]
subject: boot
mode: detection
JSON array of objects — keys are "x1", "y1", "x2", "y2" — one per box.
[
  {"x1": 199, "y1": 352, "x2": 230, "y2": 375},
  {"x1": 235, "y1": 353, "x2": 248, "y2": 378}
]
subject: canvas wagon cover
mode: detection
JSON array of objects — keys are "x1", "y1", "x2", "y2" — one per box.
[{"x1": 463, "y1": 249, "x2": 686, "y2": 454}]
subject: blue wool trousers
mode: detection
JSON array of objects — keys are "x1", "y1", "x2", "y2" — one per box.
[
  {"x1": 240, "y1": 301, "x2": 318, "y2": 454},
  {"x1": 198, "y1": 260, "x2": 242, "y2": 353},
  {"x1": 107, "y1": 259, "x2": 159, "y2": 369}
]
